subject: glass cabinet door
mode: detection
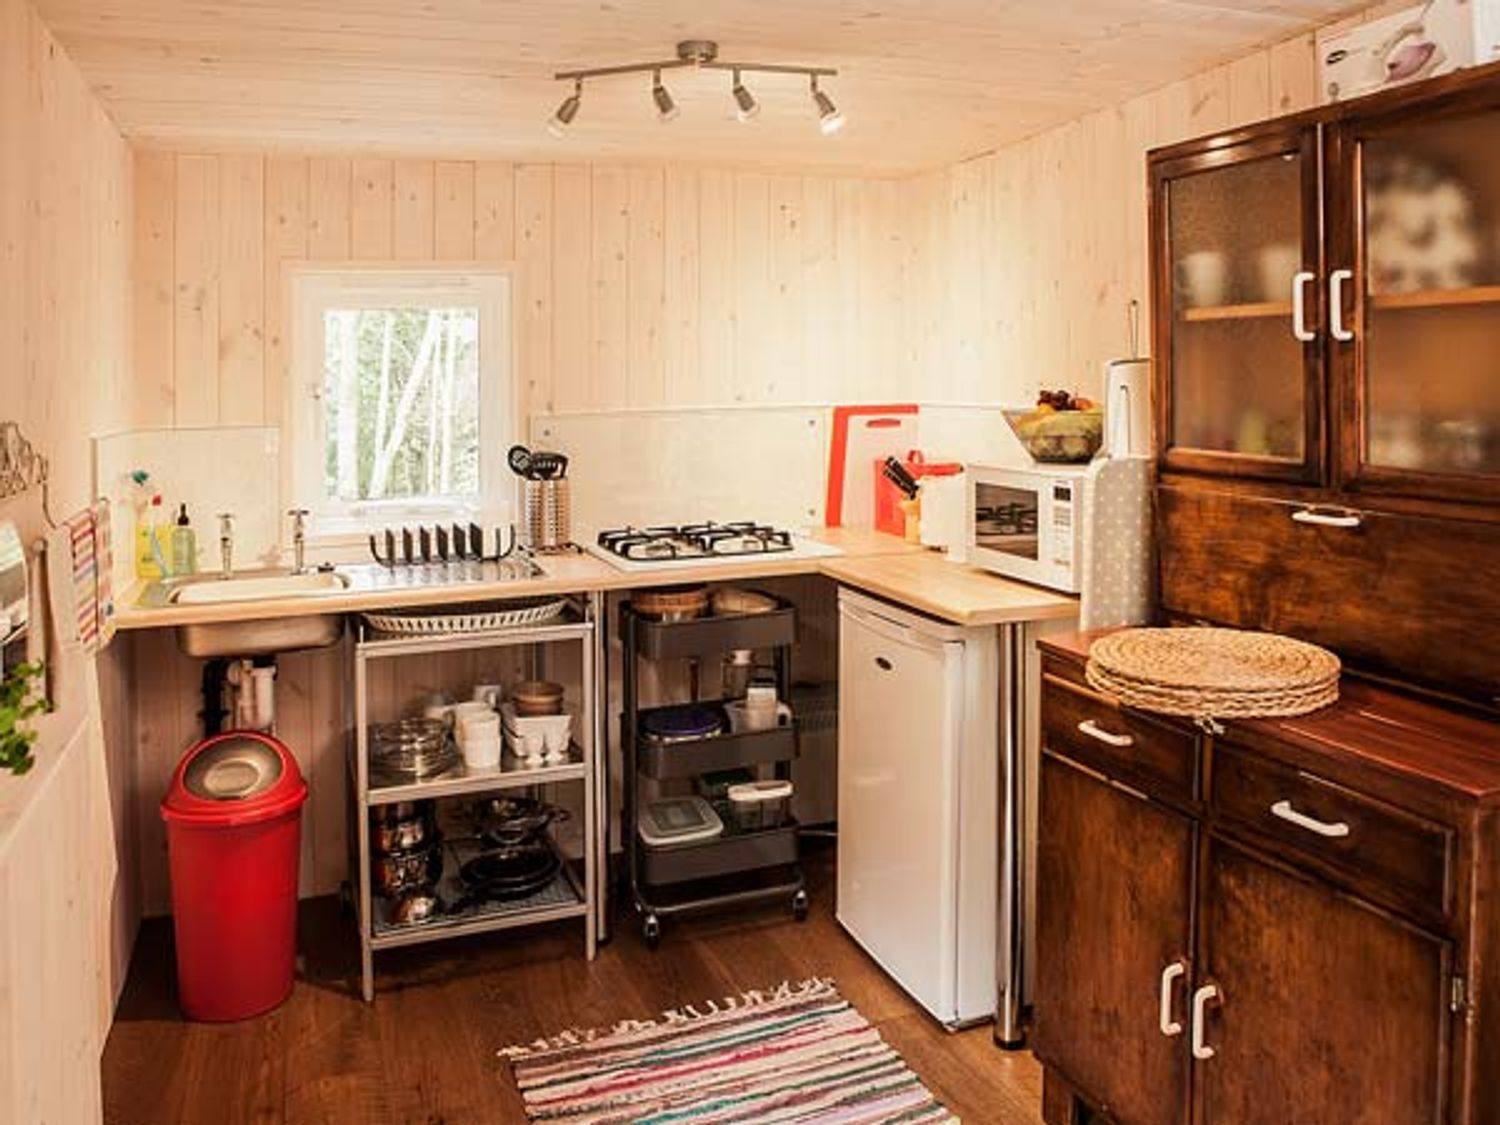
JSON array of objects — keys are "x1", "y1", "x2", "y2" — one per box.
[
  {"x1": 1333, "y1": 91, "x2": 1500, "y2": 505},
  {"x1": 1152, "y1": 128, "x2": 1324, "y2": 483}
]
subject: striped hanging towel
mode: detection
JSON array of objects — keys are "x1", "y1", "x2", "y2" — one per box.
[
  {"x1": 92, "y1": 498, "x2": 116, "y2": 648},
  {"x1": 64, "y1": 507, "x2": 100, "y2": 654}
]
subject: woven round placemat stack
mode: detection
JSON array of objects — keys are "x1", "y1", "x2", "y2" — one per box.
[{"x1": 1086, "y1": 627, "x2": 1340, "y2": 720}]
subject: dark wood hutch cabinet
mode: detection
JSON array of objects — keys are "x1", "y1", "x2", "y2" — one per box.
[
  {"x1": 1150, "y1": 61, "x2": 1500, "y2": 708},
  {"x1": 1035, "y1": 62, "x2": 1500, "y2": 1125}
]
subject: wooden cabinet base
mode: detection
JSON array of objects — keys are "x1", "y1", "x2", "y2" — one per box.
[
  {"x1": 1034, "y1": 634, "x2": 1500, "y2": 1125},
  {"x1": 1042, "y1": 1067, "x2": 1093, "y2": 1125}
]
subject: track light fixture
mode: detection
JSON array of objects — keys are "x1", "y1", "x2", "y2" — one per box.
[
  {"x1": 732, "y1": 70, "x2": 759, "y2": 123},
  {"x1": 547, "y1": 78, "x2": 582, "y2": 138},
  {"x1": 548, "y1": 41, "x2": 842, "y2": 134},
  {"x1": 811, "y1": 75, "x2": 844, "y2": 135},
  {"x1": 652, "y1": 70, "x2": 679, "y2": 122}
]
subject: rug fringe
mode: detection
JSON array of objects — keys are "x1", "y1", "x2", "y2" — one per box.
[{"x1": 498, "y1": 976, "x2": 838, "y2": 1059}]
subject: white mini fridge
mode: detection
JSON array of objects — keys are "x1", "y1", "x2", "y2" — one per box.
[{"x1": 836, "y1": 588, "x2": 999, "y2": 1028}]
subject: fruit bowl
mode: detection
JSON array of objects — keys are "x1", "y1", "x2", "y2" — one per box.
[{"x1": 1003, "y1": 408, "x2": 1104, "y2": 464}]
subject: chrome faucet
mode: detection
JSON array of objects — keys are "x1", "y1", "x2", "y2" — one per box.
[
  {"x1": 216, "y1": 513, "x2": 235, "y2": 578},
  {"x1": 288, "y1": 508, "x2": 310, "y2": 574}
]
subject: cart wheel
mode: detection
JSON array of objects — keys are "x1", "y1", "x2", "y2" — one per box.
[
  {"x1": 642, "y1": 914, "x2": 662, "y2": 949},
  {"x1": 792, "y1": 890, "x2": 810, "y2": 922}
]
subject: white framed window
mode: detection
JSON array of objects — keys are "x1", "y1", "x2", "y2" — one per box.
[{"x1": 288, "y1": 265, "x2": 514, "y2": 537}]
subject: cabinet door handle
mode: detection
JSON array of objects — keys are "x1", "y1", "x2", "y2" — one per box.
[
  {"x1": 1191, "y1": 983, "x2": 1221, "y2": 1060},
  {"x1": 1077, "y1": 719, "x2": 1134, "y2": 748},
  {"x1": 1291, "y1": 508, "x2": 1362, "y2": 529},
  {"x1": 1270, "y1": 799, "x2": 1350, "y2": 838},
  {"x1": 1329, "y1": 269, "x2": 1355, "y2": 342},
  {"x1": 1292, "y1": 270, "x2": 1317, "y2": 342},
  {"x1": 1159, "y1": 961, "x2": 1187, "y2": 1037}
]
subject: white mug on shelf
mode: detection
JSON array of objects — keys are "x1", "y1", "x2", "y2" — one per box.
[
  {"x1": 1256, "y1": 243, "x2": 1301, "y2": 303},
  {"x1": 458, "y1": 712, "x2": 500, "y2": 743},
  {"x1": 1176, "y1": 250, "x2": 1229, "y2": 308},
  {"x1": 471, "y1": 683, "x2": 502, "y2": 708},
  {"x1": 461, "y1": 734, "x2": 502, "y2": 771}
]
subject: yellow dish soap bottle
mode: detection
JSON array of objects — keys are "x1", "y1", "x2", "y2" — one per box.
[{"x1": 135, "y1": 494, "x2": 168, "y2": 580}]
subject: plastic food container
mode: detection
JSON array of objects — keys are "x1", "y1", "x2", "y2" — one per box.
[
  {"x1": 638, "y1": 796, "x2": 724, "y2": 848},
  {"x1": 696, "y1": 768, "x2": 754, "y2": 803},
  {"x1": 726, "y1": 780, "x2": 793, "y2": 831}
]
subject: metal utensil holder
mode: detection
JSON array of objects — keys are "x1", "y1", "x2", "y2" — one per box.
[{"x1": 523, "y1": 479, "x2": 571, "y2": 552}]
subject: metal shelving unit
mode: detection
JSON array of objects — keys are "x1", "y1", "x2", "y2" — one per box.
[
  {"x1": 349, "y1": 601, "x2": 598, "y2": 1000},
  {"x1": 621, "y1": 599, "x2": 807, "y2": 948}
]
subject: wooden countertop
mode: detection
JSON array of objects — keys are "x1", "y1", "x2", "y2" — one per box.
[
  {"x1": 115, "y1": 527, "x2": 1076, "y2": 632},
  {"x1": 820, "y1": 551, "x2": 1077, "y2": 627}
]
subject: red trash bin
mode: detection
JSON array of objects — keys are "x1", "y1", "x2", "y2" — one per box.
[{"x1": 161, "y1": 731, "x2": 307, "y2": 1021}]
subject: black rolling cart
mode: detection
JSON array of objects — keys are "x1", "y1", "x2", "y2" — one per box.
[{"x1": 620, "y1": 596, "x2": 808, "y2": 948}]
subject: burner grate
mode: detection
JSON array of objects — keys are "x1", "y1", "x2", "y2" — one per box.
[{"x1": 596, "y1": 521, "x2": 798, "y2": 562}]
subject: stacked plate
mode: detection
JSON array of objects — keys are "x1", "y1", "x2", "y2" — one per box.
[
  {"x1": 1086, "y1": 627, "x2": 1340, "y2": 720},
  {"x1": 370, "y1": 719, "x2": 460, "y2": 783}
]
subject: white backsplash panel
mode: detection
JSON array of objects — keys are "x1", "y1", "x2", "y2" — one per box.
[
  {"x1": 531, "y1": 407, "x2": 831, "y2": 535},
  {"x1": 94, "y1": 427, "x2": 282, "y2": 593}
]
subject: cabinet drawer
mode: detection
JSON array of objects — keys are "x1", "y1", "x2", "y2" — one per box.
[
  {"x1": 1211, "y1": 742, "x2": 1454, "y2": 921},
  {"x1": 1041, "y1": 675, "x2": 1199, "y2": 803}
]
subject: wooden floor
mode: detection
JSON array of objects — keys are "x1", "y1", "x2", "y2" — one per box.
[{"x1": 102, "y1": 849, "x2": 1044, "y2": 1124}]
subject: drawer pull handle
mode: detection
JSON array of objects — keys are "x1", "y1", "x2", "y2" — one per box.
[
  {"x1": 1291, "y1": 508, "x2": 1362, "y2": 529},
  {"x1": 1191, "y1": 984, "x2": 1221, "y2": 1061},
  {"x1": 1270, "y1": 799, "x2": 1350, "y2": 838},
  {"x1": 1159, "y1": 961, "x2": 1187, "y2": 1037},
  {"x1": 1077, "y1": 719, "x2": 1134, "y2": 748}
]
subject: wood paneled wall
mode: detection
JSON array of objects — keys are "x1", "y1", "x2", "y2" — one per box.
[
  {"x1": 1, "y1": 0, "x2": 134, "y2": 1118},
  {"x1": 134, "y1": 155, "x2": 913, "y2": 425},
  {"x1": 901, "y1": 3, "x2": 1402, "y2": 405}
]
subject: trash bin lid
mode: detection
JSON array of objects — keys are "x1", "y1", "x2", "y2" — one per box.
[{"x1": 163, "y1": 731, "x2": 307, "y2": 826}]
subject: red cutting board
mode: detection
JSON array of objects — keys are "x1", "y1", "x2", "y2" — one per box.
[{"x1": 824, "y1": 404, "x2": 919, "y2": 528}]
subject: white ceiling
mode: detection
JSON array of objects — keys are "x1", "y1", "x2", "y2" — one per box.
[{"x1": 36, "y1": 0, "x2": 1360, "y2": 175}]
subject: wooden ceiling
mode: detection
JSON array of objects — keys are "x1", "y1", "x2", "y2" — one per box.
[{"x1": 35, "y1": 0, "x2": 1361, "y2": 174}]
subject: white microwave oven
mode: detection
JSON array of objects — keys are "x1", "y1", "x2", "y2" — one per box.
[{"x1": 966, "y1": 463, "x2": 1090, "y2": 593}]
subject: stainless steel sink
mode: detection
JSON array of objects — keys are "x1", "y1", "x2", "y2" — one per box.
[{"x1": 139, "y1": 569, "x2": 351, "y2": 658}]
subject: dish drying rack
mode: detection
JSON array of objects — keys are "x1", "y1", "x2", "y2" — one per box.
[{"x1": 367, "y1": 522, "x2": 523, "y2": 567}]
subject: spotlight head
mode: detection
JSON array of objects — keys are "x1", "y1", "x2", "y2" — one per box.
[
  {"x1": 811, "y1": 76, "x2": 844, "y2": 135},
  {"x1": 732, "y1": 70, "x2": 759, "y2": 122},
  {"x1": 652, "y1": 71, "x2": 679, "y2": 122},
  {"x1": 548, "y1": 80, "x2": 582, "y2": 137}
]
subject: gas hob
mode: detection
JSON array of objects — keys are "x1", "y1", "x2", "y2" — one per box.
[{"x1": 587, "y1": 521, "x2": 841, "y2": 573}]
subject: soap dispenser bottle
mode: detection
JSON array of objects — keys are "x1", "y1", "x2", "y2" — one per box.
[{"x1": 172, "y1": 504, "x2": 197, "y2": 576}]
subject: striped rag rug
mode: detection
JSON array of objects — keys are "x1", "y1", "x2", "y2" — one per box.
[{"x1": 500, "y1": 977, "x2": 956, "y2": 1124}]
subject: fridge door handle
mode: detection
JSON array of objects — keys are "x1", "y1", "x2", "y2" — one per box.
[{"x1": 1159, "y1": 960, "x2": 1187, "y2": 1037}]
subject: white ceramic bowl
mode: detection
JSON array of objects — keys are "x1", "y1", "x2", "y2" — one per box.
[{"x1": 504, "y1": 728, "x2": 547, "y2": 759}]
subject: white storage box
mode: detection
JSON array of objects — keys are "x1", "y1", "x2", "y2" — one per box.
[{"x1": 1318, "y1": 0, "x2": 1500, "y2": 104}]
